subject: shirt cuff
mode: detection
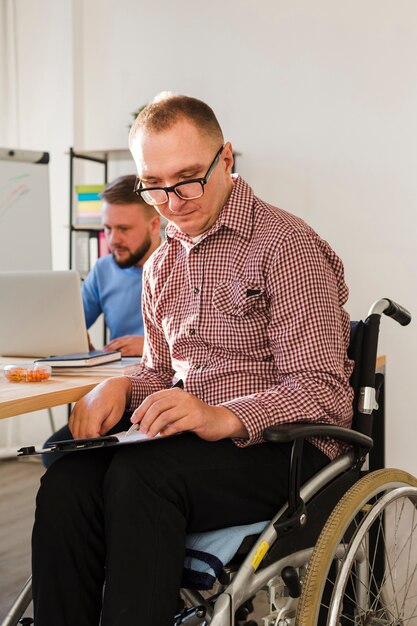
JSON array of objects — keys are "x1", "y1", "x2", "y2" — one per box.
[
  {"x1": 221, "y1": 396, "x2": 272, "y2": 447},
  {"x1": 126, "y1": 375, "x2": 146, "y2": 411}
]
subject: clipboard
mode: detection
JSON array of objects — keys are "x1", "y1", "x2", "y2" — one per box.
[
  {"x1": 18, "y1": 379, "x2": 185, "y2": 457},
  {"x1": 17, "y1": 430, "x2": 160, "y2": 457}
]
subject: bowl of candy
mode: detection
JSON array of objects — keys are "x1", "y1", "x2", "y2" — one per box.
[{"x1": 4, "y1": 363, "x2": 52, "y2": 383}]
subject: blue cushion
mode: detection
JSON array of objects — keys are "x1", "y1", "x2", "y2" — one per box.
[{"x1": 182, "y1": 520, "x2": 269, "y2": 589}]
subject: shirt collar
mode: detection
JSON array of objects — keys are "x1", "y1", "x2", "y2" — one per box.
[{"x1": 165, "y1": 174, "x2": 254, "y2": 248}]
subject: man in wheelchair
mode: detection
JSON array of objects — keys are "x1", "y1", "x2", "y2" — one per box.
[{"x1": 30, "y1": 93, "x2": 396, "y2": 626}]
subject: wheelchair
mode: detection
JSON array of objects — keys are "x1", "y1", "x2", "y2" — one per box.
[{"x1": 3, "y1": 297, "x2": 415, "y2": 626}]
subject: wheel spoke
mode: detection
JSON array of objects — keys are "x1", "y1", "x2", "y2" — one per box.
[{"x1": 295, "y1": 470, "x2": 417, "y2": 626}]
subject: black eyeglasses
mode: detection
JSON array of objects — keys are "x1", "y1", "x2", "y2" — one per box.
[{"x1": 134, "y1": 145, "x2": 224, "y2": 206}]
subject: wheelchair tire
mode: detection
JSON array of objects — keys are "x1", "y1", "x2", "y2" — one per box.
[{"x1": 295, "y1": 468, "x2": 417, "y2": 626}]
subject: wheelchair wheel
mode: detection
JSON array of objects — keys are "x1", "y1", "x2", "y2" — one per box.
[{"x1": 296, "y1": 468, "x2": 417, "y2": 626}]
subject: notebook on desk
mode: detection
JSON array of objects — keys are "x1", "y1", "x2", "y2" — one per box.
[{"x1": 0, "y1": 269, "x2": 89, "y2": 357}]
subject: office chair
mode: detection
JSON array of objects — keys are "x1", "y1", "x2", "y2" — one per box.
[{"x1": 3, "y1": 298, "x2": 415, "y2": 626}]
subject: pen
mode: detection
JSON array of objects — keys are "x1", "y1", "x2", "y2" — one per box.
[{"x1": 124, "y1": 379, "x2": 184, "y2": 437}]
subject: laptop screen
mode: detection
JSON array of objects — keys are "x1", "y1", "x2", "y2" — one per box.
[{"x1": 0, "y1": 270, "x2": 89, "y2": 357}]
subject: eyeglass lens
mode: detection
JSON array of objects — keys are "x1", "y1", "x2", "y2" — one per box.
[{"x1": 141, "y1": 181, "x2": 204, "y2": 205}]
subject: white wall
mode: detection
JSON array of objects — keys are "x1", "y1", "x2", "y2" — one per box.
[{"x1": 1, "y1": 0, "x2": 416, "y2": 471}]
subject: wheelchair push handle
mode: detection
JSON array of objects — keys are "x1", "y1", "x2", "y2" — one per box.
[
  {"x1": 382, "y1": 298, "x2": 412, "y2": 326},
  {"x1": 368, "y1": 298, "x2": 411, "y2": 326}
]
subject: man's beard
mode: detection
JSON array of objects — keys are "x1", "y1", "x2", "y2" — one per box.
[{"x1": 112, "y1": 234, "x2": 152, "y2": 269}]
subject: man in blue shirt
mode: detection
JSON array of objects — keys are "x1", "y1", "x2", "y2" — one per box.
[{"x1": 84, "y1": 174, "x2": 161, "y2": 357}]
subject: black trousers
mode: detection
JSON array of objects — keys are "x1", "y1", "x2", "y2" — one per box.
[{"x1": 32, "y1": 426, "x2": 328, "y2": 626}]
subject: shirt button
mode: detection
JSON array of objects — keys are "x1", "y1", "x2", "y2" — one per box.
[
  {"x1": 194, "y1": 364, "x2": 201, "y2": 370},
  {"x1": 189, "y1": 328, "x2": 196, "y2": 335},
  {"x1": 193, "y1": 247, "x2": 199, "y2": 254},
  {"x1": 193, "y1": 287, "x2": 200, "y2": 294}
]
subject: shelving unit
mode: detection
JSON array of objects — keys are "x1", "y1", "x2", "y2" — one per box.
[
  {"x1": 68, "y1": 147, "x2": 134, "y2": 351},
  {"x1": 68, "y1": 147, "x2": 132, "y2": 274}
]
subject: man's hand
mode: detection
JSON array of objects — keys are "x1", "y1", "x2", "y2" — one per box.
[
  {"x1": 130, "y1": 388, "x2": 249, "y2": 441},
  {"x1": 104, "y1": 335, "x2": 144, "y2": 357},
  {"x1": 69, "y1": 376, "x2": 132, "y2": 439},
  {"x1": 87, "y1": 332, "x2": 95, "y2": 351}
]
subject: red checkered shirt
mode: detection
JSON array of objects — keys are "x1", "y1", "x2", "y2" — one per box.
[{"x1": 128, "y1": 175, "x2": 353, "y2": 460}]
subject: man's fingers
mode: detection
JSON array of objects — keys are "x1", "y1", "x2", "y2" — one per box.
[
  {"x1": 100, "y1": 412, "x2": 119, "y2": 436},
  {"x1": 105, "y1": 336, "x2": 132, "y2": 349},
  {"x1": 71, "y1": 414, "x2": 101, "y2": 439},
  {"x1": 139, "y1": 398, "x2": 182, "y2": 434},
  {"x1": 131, "y1": 389, "x2": 183, "y2": 425},
  {"x1": 104, "y1": 341, "x2": 120, "y2": 351},
  {"x1": 146, "y1": 411, "x2": 189, "y2": 438}
]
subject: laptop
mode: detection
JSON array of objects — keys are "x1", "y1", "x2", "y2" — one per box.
[{"x1": 0, "y1": 270, "x2": 89, "y2": 357}]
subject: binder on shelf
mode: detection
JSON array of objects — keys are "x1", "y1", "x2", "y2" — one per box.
[
  {"x1": 89, "y1": 234, "x2": 99, "y2": 269},
  {"x1": 75, "y1": 184, "x2": 105, "y2": 225},
  {"x1": 98, "y1": 230, "x2": 109, "y2": 257},
  {"x1": 74, "y1": 231, "x2": 90, "y2": 279}
]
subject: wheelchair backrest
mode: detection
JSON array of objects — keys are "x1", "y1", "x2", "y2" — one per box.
[
  {"x1": 348, "y1": 320, "x2": 371, "y2": 436},
  {"x1": 349, "y1": 299, "x2": 411, "y2": 439}
]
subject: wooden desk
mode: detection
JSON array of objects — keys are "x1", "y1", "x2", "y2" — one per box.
[
  {"x1": 376, "y1": 355, "x2": 386, "y2": 370},
  {"x1": 1, "y1": 357, "x2": 387, "y2": 421},
  {"x1": 0, "y1": 358, "x2": 105, "y2": 420}
]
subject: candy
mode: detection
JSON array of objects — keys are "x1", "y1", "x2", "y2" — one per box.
[{"x1": 4, "y1": 364, "x2": 51, "y2": 383}]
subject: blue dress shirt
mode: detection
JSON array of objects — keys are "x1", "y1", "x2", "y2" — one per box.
[{"x1": 82, "y1": 254, "x2": 144, "y2": 340}]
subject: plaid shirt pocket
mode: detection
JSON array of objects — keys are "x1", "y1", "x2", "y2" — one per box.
[{"x1": 212, "y1": 280, "x2": 265, "y2": 317}]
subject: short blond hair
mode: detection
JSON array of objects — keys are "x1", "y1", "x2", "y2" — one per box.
[{"x1": 129, "y1": 92, "x2": 224, "y2": 146}]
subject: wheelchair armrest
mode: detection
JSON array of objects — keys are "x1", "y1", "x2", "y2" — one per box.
[
  {"x1": 263, "y1": 423, "x2": 373, "y2": 537},
  {"x1": 264, "y1": 423, "x2": 373, "y2": 451}
]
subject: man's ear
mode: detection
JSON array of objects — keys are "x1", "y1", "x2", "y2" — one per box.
[
  {"x1": 222, "y1": 141, "x2": 234, "y2": 174},
  {"x1": 150, "y1": 214, "x2": 162, "y2": 233}
]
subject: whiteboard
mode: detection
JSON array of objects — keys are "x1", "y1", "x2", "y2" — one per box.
[{"x1": 0, "y1": 148, "x2": 52, "y2": 271}]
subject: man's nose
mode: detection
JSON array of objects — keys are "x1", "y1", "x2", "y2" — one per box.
[
  {"x1": 167, "y1": 191, "x2": 186, "y2": 213},
  {"x1": 108, "y1": 231, "x2": 120, "y2": 245}
]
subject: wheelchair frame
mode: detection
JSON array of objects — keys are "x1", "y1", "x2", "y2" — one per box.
[
  {"x1": 3, "y1": 298, "x2": 414, "y2": 626},
  {"x1": 175, "y1": 297, "x2": 414, "y2": 626}
]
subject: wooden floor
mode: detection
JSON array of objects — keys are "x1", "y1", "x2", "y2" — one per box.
[
  {"x1": 0, "y1": 458, "x2": 268, "y2": 624},
  {"x1": 0, "y1": 457, "x2": 44, "y2": 622}
]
